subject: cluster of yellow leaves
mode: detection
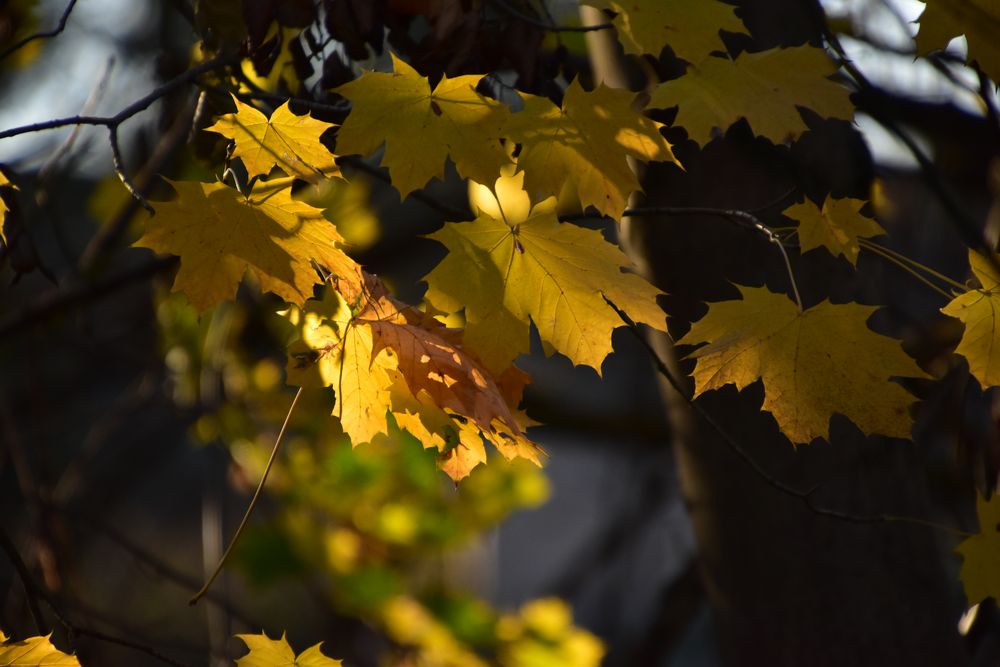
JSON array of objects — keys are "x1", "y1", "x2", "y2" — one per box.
[
  {"x1": 0, "y1": 630, "x2": 79, "y2": 666},
  {"x1": 496, "y1": 598, "x2": 605, "y2": 667},
  {"x1": 235, "y1": 632, "x2": 341, "y2": 666}
]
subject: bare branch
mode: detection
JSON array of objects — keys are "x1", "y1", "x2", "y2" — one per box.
[
  {"x1": 489, "y1": 0, "x2": 614, "y2": 32},
  {"x1": 0, "y1": 0, "x2": 80, "y2": 61},
  {"x1": 109, "y1": 127, "x2": 154, "y2": 215}
]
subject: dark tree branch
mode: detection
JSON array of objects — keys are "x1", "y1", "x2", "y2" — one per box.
[
  {"x1": 0, "y1": 527, "x2": 48, "y2": 636},
  {"x1": 0, "y1": 0, "x2": 80, "y2": 61}
]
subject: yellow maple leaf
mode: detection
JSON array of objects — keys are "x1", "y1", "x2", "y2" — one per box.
[
  {"x1": 0, "y1": 631, "x2": 80, "y2": 666},
  {"x1": 205, "y1": 95, "x2": 339, "y2": 181},
  {"x1": 505, "y1": 80, "x2": 679, "y2": 218},
  {"x1": 916, "y1": 0, "x2": 999, "y2": 86},
  {"x1": 235, "y1": 632, "x2": 342, "y2": 667},
  {"x1": 783, "y1": 196, "x2": 884, "y2": 265},
  {"x1": 334, "y1": 53, "x2": 511, "y2": 198},
  {"x1": 648, "y1": 46, "x2": 854, "y2": 146},
  {"x1": 680, "y1": 287, "x2": 926, "y2": 444},
  {"x1": 285, "y1": 279, "x2": 540, "y2": 477},
  {"x1": 583, "y1": 0, "x2": 745, "y2": 63},
  {"x1": 134, "y1": 178, "x2": 362, "y2": 312},
  {"x1": 0, "y1": 170, "x2": 16, "y2": 247},
  {"x1": 424, "y1": 171, "x2": 667, "y2": 375},
  {"x1": 941, "y1": 251, "x2": 1000, "y2": 389},
  {"x1": 956, "y1": 493, "x2": 1000, "y2": 605}
]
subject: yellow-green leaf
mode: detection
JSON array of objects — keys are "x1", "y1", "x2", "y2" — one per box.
[
  {"x1": 941, "y1": 251, "x2": 1000, "y2": 388},
  {"x1": 583, "y1": 0, "x2": 745, "y2": 63},
  {"x1": 0, "y1": 631, "x2": 80, "y2": 666},
  {"x1": 334, "y1": 53, "x2": 511, "y2": 198},
  {"x1": 235, "y1": 632, "x2": 342, "y2": 667},
  {"x1": 916, "y1": 0, "x2": 1000, "y2": 86},
  {"x1": 783, "y1": 196, "x2": 884, "y2": 265},
  {"x1": 505, "y1": 79, "x2": 678, "y2": 219},
  {"x1": 648, "y1": 46, "x2": 854, "y2": 145},
  {"x1": 134, "y1": 178, "x2": 362, "y2": 312},
  {"x1": 956, "y1": 493, "x2": 1000, "y2": 605},
  {"x1": 424, "y1": 171, "x2": 667, "y2": 375},
  {"x1": 0, "y1": 170, "x2": 16, "y2": 247},
  {"x1": 680, "y1": 287, "x2": 926, "y2": 444},
  {"x1": 205, "y1": 95, "x2": 338, "y2": 181}
]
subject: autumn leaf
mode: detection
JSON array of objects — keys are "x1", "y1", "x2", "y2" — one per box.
[
  {"x1": 0, "y1": 631, "x2": 80, "y2": 666},
  {"x1": 583, "y1": 0, "x2": 745, "y2": 63},
  {"x1": 955, "y1": 493, "x2": 1000, "y2": 605},
  {"x1": 134, "y1": 178, "x2": 362, "y2": 312},
  {"x1": 941, "y1": 251, "x2": 1000, "y2": 389},
  {"x1": 206, "y1": 95, "x2": 339, "y2": 181},
  {"x1": 783, "y1": 196, "x2": 884, "y2": 265},
  {"x1": 334, "y1": 53, "x2": 511, "y2": 198},
  {"x1": 235, "y1": 632, "x2": 342, "y2": 667},
  {"x1": 648, "y1": 46, "x2": 854, "y2": 145},
  {"x1": 0, "y1": 170, "x2": 16, "y2": 247},
  {"x1": 504, "y1": 79, "x2": 678, "y2": 219},
  {"x1": 916, "y1": 0, "x2": 1000, "y2": 85},
  {"x1": 424, "y1": 171, "x2": 667, "y2": 375},
  {"x1": 680, "y1": 287, "x2": 926, "y2": 444},
  {"x1": 285, "y1": 278, "x2": 540, "y2": 478}
]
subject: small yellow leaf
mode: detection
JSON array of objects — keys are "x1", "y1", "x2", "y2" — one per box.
[
  {"x1": 425, "y1": 172, "x2": 667, "y2": 375},
  {"x1": 334, "y1": 53, "x2": 511, "y2": 198},
  {"x1": 0, "y1": 631, "x2": 80, "y2": 666},
  {"x1": 583, "y1": 0, "x2": 745, "y2": 63},
  {"x1": 942, "y1": 251, "x2": 1000, "y2": 388},
  {"x1": 505, "y1": 79, "x2": 679, "y2": 218},
  {"x1": 134, "y1": 178, "x2": 362, "y2": 312},
  {"x1": 206, "y1": 95, "x2": 339, "y2": 181},
  {"x1": 916, "y1": 0, "x2": 1000, "y2": 86},
  {"x1": 649, "y1": 46, "x2": 854, "y2": 145},
  {"x1": 681, "y1": 287, "x2": 926, "y2": 444},
  {"x1": 956, "y1": 493, "x2": 1000, "y2": 605},
  {"x1": 783, "y1": 196, "x2": 884, "y2": 265},
  {"x1": 0, "y1": 170, "x2": 17, "y2": 247},
  {"x1": 235, "y1": 632, "x2": 342, "y2": 667}
]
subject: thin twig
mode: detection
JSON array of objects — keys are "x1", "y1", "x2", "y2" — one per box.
[
  {"x1": 490, "y1": 0, "x2": 614, "y2": 32},
  {"x1": 109, "y1": 127, "x2": 154, "y2": 214},
  {"x1": 603, "y1": 296, "x2": 973, "y2": 536},
  {"x1": 190, "y1": 387, "x2": 304, "y2": 605},
  {"x1": 0, "y1": 0, "x2": 80, "y2": 61}
]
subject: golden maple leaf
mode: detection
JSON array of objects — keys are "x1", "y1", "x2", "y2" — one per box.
[
  {"x1": 505, "y1": 80, "x2": 678, "y2": 218},
  {"x1": 648, "y1": 46, "x2": 853, "y2": 145},
  {"x1": 235, "y1": 632, "x2": 342, "y2": 667},
  {"x1": 205, "y1": 95, "x2": 339, "y2": 182},
  {"x1": 681, "y1": 286, "x2": 927, "y2": 444},
  {"x1": 942, "y1": 251, "x2": 1000, "y2": 389},
  {"x1": 783, "y1": 196, "x2": 885, "y2": 266},
  {"x1": 917, "y1": 0, "x2": 999, "y2": 86},
  {"x1": 583, "y1": 0, "x2": 745, "y2": 63},
  {"x1": 424, "y1": 171, "x2": 667, "y2": 375},
  {"x1": 0, "y1": 631, "x2": 80, "y2": 666},
  {"x1": 955, "y1": 493, "x2": 1000, "y2": 605},
  {"x1": 334, "y1": 53, "x2": 511, "y2": 198},
  {"x1": 134, "y1": 178, "x2": 362, "y2": 312}
]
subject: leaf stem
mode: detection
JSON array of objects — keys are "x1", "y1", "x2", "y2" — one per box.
[
  {"x1": 189, "y1": 387, "x2": 304, "y2": 606},
  {"x1": 859, "y1": 239, "x2": 964, "y2": 295}
]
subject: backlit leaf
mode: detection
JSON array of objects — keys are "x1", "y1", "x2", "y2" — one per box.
[
  {"x1": 681, "y1": 287, "x2": 926, "y2": 444},
  {"x1": 583, "y1": 0, "x2": 745, "y2": 63},
  {"x1": 0, "y1": 170, "x2": 16, "y2": 247},
  {"x1": 916, "y1": 0, "x2": 1000, "y2": 85},
  {"x1": 334, "y1": 54, "x2": 511, "y2": 198},
  {"x1": 648, "y1": 46, "x2": 853, "y2": 145},
  {"x1": 0, "y1": 631, "x2": 80, "y2": 666},
  {"x1": 235, "y1": 632, "x2": 342, "y2": 667},
  {"x1": 955, "y1": 493, "x2": 1000, "y2": 604},
  {"x1": 206, "y1": 95, "x2": 338, "y2": 181},
  {"x1": 505, "y1": 79, "x2": 679, "y2": 219},
  {"x1": 424, "y1": 171, "x2": 667, "y2": 375},
  {"x1": 783, "y1": 196, "x2": 884, "y2": 265},
  {"x1": 941, "y1": 251, "x2": 1000, "y2": 388},
  {"x1": 134, "y1": 178, "x2": 362, "y2": 312}
]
